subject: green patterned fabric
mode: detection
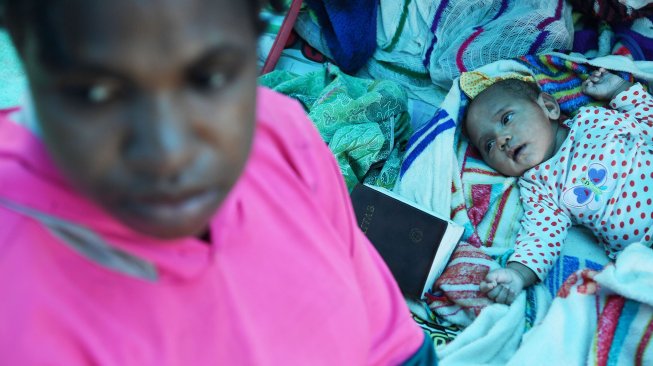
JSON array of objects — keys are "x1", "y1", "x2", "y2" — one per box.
[{"x1": 259, "y1": 65, "x2": 412, "y2": 190}]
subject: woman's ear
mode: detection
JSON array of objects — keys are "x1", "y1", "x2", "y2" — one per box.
[{"x1": 538, "y1": 92, "x2": 561, "y2": 120}]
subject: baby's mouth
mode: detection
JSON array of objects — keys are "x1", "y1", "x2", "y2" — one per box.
[{"x1": 511, "y1": 144, "x2": 525, "y2": 161}]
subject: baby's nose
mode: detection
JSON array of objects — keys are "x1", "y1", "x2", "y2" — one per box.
[{"x1": 497, "y1": 134, "x2": 511, "y2": 150}]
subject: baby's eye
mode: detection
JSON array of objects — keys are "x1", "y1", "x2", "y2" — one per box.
[
  {"x1": 485, "y1": 140, "x2": 495, "y2": 153},
  {"x1": 502, "y1": 112, "x2": 513, "y2": 124}
]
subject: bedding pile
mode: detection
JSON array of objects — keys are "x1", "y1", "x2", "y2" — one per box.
[
  {"x1": 433, "y1": 243, "x2": 653, "y2": 365},
  {"x1": 293, "y1": 0, "x2": 574, "y2": 128},
  {"x1": 571, "y1": 2, "x2": 653, "y2": 60},
  {"x1": 260, "y1": 64, "x2": 412, "y2": 190}
]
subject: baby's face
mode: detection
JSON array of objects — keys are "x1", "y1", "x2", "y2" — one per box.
[
  {"x1": 465, "y1": 88, "x2": 562, "y2": 177},
  {"x1": 19, "y1": 0, "x2": 259, "y2": 238}
]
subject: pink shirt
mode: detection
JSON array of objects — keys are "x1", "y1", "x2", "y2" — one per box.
[{"x1": 0, "y1": 88, "x2": 424, "y2": 365}]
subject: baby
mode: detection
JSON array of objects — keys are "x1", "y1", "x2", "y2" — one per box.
[{"x1": 464, "y1": 68, "x2": 653, "y2": 304}]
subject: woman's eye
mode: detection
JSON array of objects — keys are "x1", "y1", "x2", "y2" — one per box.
[
  {"x1": 63, "y1": 83, "x2": 121, "y2": 105},
  {"x1": 190, "y1": 71, "x2": 229, "y2": 92},
  {"x1": 502, "y1": 112, "x2": 513, "y2": 124},
  {"x1": 88, "y1": 85, "x2": 113, "y2": 103}
]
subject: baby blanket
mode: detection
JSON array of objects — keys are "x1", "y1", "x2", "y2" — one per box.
[{"x1": 508, "y1": 243, "x2": 653, "y2": 365}]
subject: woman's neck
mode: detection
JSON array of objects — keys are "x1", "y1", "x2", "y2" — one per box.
[{"x1": 198, "y1": 229, "x2": 212, "y2": 244}]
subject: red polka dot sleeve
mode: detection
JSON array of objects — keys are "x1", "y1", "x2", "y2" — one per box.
[
  {"x1": 609, "y1": 83, "x2": 653, "y2": 126},
  {"x1": 511, "y1": 178, "x2": 572, "y2": 281}
]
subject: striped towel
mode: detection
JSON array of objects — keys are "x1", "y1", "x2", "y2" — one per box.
[{"x1": 425, "y1": 243, "x2": 499, "y2": 327}]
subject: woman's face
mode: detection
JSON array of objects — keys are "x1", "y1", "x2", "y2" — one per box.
[{"x1": 18, "y1": 0, "x2": 259, "y2": 239}]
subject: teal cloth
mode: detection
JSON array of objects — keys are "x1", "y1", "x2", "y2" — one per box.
[
  {"x1": 0, "y1": 31, "x2": 26, "y2": 109},
  {"x1": 259, "y1": 65, "x2": 412, "y2": 190}
]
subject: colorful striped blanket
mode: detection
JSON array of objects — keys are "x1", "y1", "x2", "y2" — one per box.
[
  {"x1": 509, "y1": 243, "x2": 653, "y2": 365},
  {"x1": 435, "y1": 243, "x2": 653, "y2": 365}
]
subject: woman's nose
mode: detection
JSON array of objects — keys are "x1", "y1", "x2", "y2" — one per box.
[{"x1": 124, "y1": 92, "x2": 195, "y2": 178}]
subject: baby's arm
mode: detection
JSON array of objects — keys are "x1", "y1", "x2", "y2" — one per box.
[
  {"x1": 582, "y1": 68, "x2": 632, "y2": 101},
  {"x1": 583, "y1": 68, "x2": 653, "y2": 125},
  {"x1": 480, "y1": 179, "x2": 573, "y2": 305},
  {"x1": 480, "y1": 262, "x2": 537, "y2": 304}
]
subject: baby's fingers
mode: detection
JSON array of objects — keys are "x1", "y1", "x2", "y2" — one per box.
[
  {"x1": 593, "y1": 67, "x2": 607, "y2": 77},
  {"x1": 488, "y1": 285, "x2": 511, "y2": 304},
  {"x1": 479, "y1": 279, "x2": 497, "y2": 293}
]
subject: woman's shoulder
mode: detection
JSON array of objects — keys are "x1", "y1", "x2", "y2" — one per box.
[
  {"x1": 256, "y1": 87, "x2": 315, "y2": 141},
  {"x1": 253, "y1": 86, "x2": 326, "y2": 173},
  {"x1": 243, "y1": 87, "x2": 339, "y2": 204}
]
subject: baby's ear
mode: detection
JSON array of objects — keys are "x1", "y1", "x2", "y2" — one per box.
[{"x1": 538, "y1": 92, "x2": 560, "y2": 120}]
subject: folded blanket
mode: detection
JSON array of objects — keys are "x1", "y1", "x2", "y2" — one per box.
[
  {"x1": 420, "y1": 0, "x2": 573, "y2": 87},
  {"x1": 426, "y1": 243, "x2": 499, "y2": 327},
  {"x1": 509, "y1": 243, "x2": 653, "y2": 365}
]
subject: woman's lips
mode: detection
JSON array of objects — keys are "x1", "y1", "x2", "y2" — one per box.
[{"x1": 126, "y1": 189, "x2": 217, "y2": 223}]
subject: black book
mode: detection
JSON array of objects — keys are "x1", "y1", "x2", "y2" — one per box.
[{"x1": 350, "y1": 184, "x2": 464, "y2": 300}]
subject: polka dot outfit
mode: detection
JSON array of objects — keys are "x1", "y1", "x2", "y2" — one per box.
[{"x1": 512, "y1": 83, "x2": 653, "y2": 280}]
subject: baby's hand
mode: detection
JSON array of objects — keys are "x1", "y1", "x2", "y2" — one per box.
[
  {"x1": 479, "y1": 268, "x2": 525, "y2": 305},
  {"x1": 582, "y1": 68, "x2": 632, "y2": 101}
]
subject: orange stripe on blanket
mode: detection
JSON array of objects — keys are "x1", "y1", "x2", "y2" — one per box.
[{"x1": 486, "y1": 184, "x2": 514, "y2": 246}]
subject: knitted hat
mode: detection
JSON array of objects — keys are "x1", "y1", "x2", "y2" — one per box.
[{"x1": 459, "y1": 71, "x2": 536, "y2": 99}]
